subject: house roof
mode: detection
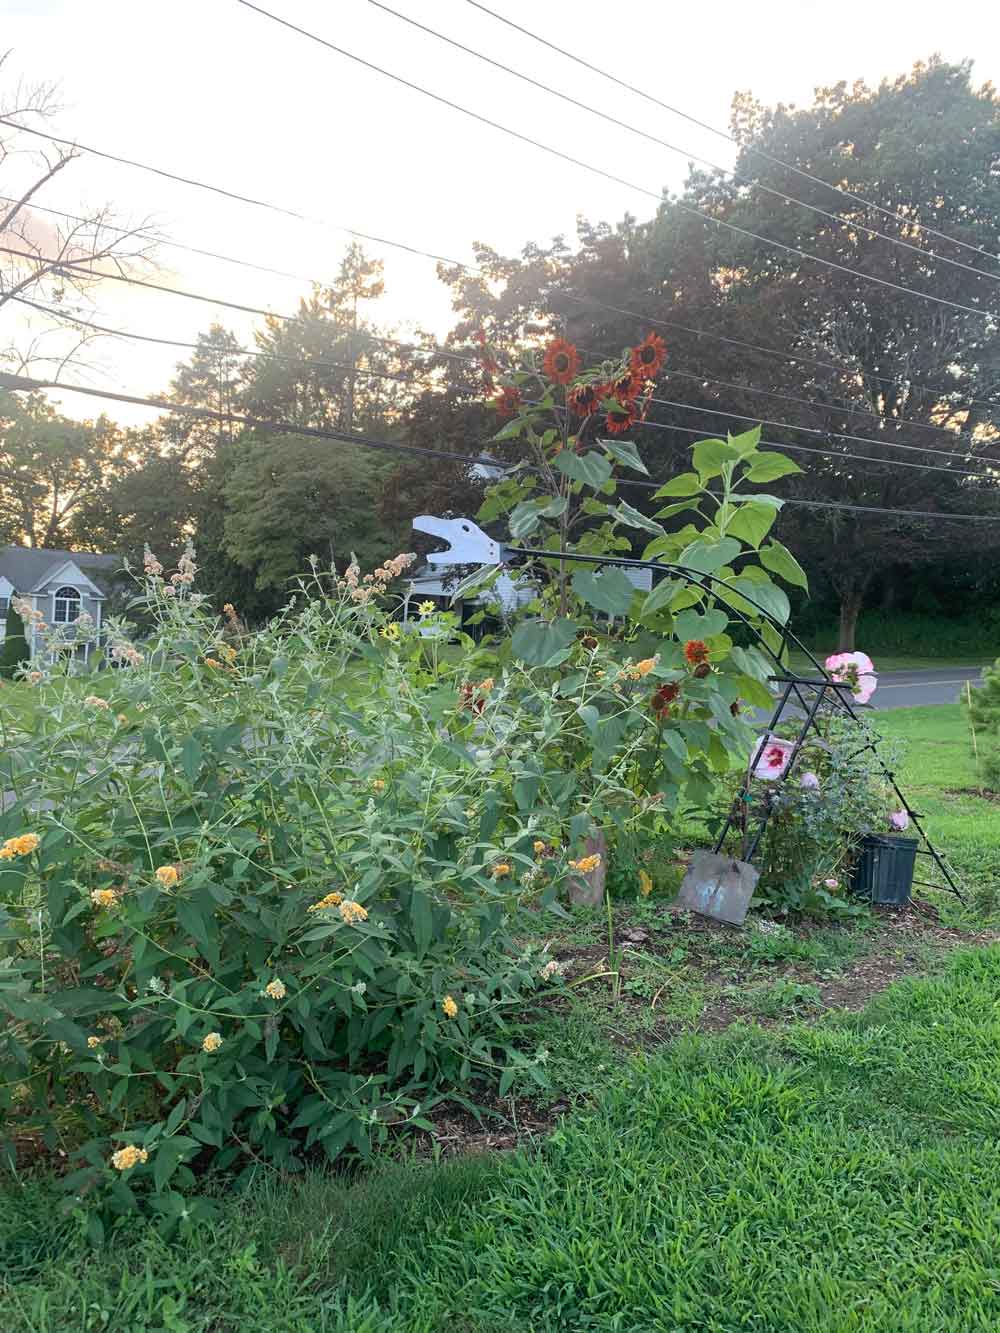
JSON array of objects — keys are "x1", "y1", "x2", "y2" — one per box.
[{"x1": 0, "y1": 546, "x2": 122, "y2": 597}]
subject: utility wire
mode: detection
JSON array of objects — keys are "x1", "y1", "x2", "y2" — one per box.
[
  {"x1": 370, "y1": 0, "x2": 1000, "y2": 288},
  {"x1": 2, "y1": 369, "x2": 999, "y2": 519},
  {"x1": 3, "y1": 151, "x2": 997, "y2": 415},
  {"x1": 465, "y1": 0, "x2": 1000, "y2": 268},
  {"x1": 7, "y1": 245, "x2": 994, "y2": 472},
  {"x1": 234, "y1": 0, "x2": 995, "y2": 322}
]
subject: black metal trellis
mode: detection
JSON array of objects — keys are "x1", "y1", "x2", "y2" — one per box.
[{"x1": 425, "y1": 524, "x2": 967, "y2": 904}]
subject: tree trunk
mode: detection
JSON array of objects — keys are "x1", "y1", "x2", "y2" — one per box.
[{"x1": 837, "y1": 588, "x2": 864, "y2": 651}]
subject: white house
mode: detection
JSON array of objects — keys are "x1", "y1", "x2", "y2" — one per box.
[{"x1": 0, "y1": 546, "x2": 122, "y2": 662}]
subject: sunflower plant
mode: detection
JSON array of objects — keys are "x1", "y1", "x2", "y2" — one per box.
[{"x1": 470, "y1": 331, "x2": 812, "y2": 830}]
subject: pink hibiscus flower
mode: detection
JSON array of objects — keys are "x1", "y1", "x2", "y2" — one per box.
[
  {"x1": 752, "y1": 735, "x2": 795, "y2": 780},
  {"x1": 889, "y1": 810, "x2": 910, "y2": 831},
  {"x1": 825, "y1": 651, "x2": 877, "y2": 704}
]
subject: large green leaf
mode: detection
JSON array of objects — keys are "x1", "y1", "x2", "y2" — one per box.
[
  {"x1": 727, "y1": 426, "x2": 763, "y2": 458},
  {"x1": 653, "y1": 471, "x2": 700, "y2": 498},
  {"x1": 728, "y1": 576, "x2": 790, "y2": 626},
  {"x1": 612, "y1": 501, "x2": 665, "y2": 535},
  {"x1": 555, "y1": 450, "x2": 613, "y2": 490},
  {"x1": 602, "y1": 437, "x2": 648, "y2": 473},
  {"x1": 508, "y1": 501, "x2": 543, "y2": 540},
  {"x1": 511, "y1": 618, "x2": 579, "y2": 666},
  {"x1": 692, "y1": 438, "x2": 741, "y2": 481},
  {"x1": 677, "y1": 536, "x2": 742, "y2": 574},
  {"x1": 640, "y1": 577, "x2": 681, "y2": 619},
  {"x1": 759, "y1": 539, "x2": 809, "y2": 590},
  {"x1": 743, "y1": 451, "x2": 802, "y2": 482},
  {"x1": 725, "y1": 500, "x2": 779, "y2": 549},
  {"x1": 674, "y1": 608, "x2": 730, "y2": 640},
  {"x1": 572, "y1": 567, "x2": 636, "y2": 617}
]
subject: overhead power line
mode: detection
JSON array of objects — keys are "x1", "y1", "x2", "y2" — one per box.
[
  {"x1": 7, "y1": 245, "x2": 994, "y2": 474},
  {"x1": 465, "y1": 0, "x2": 1000, "y2": 268},
  {"x1": 234, "y1": 0, "x2": 995, "y2": 322},
  {"x1": 2, "y1": 369, "x2": 999, "y2": 520},
  {"x1": 370, "y1": 0, "x2": 1000, "y2": 288}
]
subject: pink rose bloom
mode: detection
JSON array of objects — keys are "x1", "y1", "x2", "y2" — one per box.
[
  {"x1": 800, "y1": 771, "x2": 820, "y2": 790},
  {"x1": 889, "y1": 810, "x2": 910, "y2": 831},
  {"x1": 825, "y1": 651, "x2": 877, "y2": 704},
  {"x1": 752, "y1": 735, "x2": 794, "y2": 780}
]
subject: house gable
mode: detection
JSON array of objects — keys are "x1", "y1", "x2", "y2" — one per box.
[{"x1": 28, "y1": 559, "x2": 106, "y2": 599}]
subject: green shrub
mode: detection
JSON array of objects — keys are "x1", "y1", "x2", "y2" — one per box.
[{"x1": 0, "y1": 594, "x2": 30, "y2": 679}]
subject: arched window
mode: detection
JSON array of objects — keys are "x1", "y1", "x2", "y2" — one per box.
[{"x1": 53, "y1": 586, "x2": 81, "y2": 624}]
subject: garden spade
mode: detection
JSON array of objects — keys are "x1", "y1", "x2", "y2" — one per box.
[{"x1": 674, "y1": 850, "x2": 758, "y2": 926}]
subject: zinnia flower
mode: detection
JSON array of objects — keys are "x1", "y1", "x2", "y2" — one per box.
[
  {"x1": 569, "y1": 853, "x2": 602, "y2": 873},
  {"x1": 542, "y1": 338, "x2": 580, "y2": 385},
  {"x1": 825, "y1": 651, "x2": 877, "y2": 704},
  {"x1": 442, "y1": 995, "x2": 459, "y2": 1019},
  {"x1": 684, "y1": 640, "x2": 710, "y2": 666},
  {"x1": 111, "y1": 1145, "x2": 148, "y2": 1171},
  {"x1": 264, "y1": 978, "x2": 286, "y2": 1000},
  {"x1": 202, "y1": 1032, "x2": 223, "y2": 1053},
  {"x1": 338, "y1": 899, "x2": 368, "y2": 924},
  {"x1": 629, "y1": 332, "x2": 667, "y2": 381},
  {"x1": 494, "y1": 385, "x2": 522, "y2": 420},
  {"x1": 155, "y1": 865, "x2": 179, "y2": 889},
  {"x1": 752, "y1": 736, "x2": 794, "y2": 780}
]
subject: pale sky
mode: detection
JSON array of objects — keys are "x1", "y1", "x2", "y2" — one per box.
[{"x1": 2, "y1": 0, "x2": 998, "y2": 425}]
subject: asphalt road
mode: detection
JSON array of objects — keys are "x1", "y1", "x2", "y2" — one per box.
[{"x1": 868, "y1": 667, "x2": 983, "y2": 710}]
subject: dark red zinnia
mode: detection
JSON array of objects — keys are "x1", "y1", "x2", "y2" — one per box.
[
  {"x1": 629, "y1": 332, "x2": 667, "y2": 382},
  {"x1": 542, "y1": 338, "x2": 581, "y2": 386},
  {"x1": 684, "y1": 639, "x2": 710, "y2": 666}
]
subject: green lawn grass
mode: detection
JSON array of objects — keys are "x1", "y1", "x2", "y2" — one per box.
[{"x1": 5, "y1": 945, "x2": 1000, "y2": 1331}]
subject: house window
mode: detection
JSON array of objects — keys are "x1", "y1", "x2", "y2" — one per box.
[{"x1": 53, "y1": 586, "x2": 82, "y2": 624}]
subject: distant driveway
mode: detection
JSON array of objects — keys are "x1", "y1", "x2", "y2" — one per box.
[{"x1": 870, "y1": 667, "x2": 983, "y2": 710}]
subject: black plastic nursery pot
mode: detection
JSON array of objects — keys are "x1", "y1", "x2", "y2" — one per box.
[{"x1": 850, "y1": 834, "x2": 918, "y2": 905}]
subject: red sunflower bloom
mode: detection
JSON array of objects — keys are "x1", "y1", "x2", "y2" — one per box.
[
  {"x1": 630, "y1": 332, "x2": 667, "y2": 382},
  {"x1": 611, "y1": 369, "x2": 640, "y2": 403},
  {"x1": 542, "y1": 338, "x2": 581, "y2": 386},
  {"x1": 605, "y1": 399, "x2": 636, "y2": 435},
  {"x1": 566, "y1": 381, "x2": 599, "y2": 417},
  {"x1": 494, "y1": 385, "x2": 522, "y2": 420},
  {"x1": 684, "y1": 639, "x2": 710, "y2": 666}
]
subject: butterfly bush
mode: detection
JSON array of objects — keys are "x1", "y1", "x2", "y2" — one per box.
[{"x1": 0, "y1": 545, "x2": 718, "y2": 1225}]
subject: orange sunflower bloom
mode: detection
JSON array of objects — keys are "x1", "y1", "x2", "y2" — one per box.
[
  {"x1": 610, "y1": 369, "x2": 640, "y2": 403},
  {"x1": 494, "y1": 385, "x2": 522, "y2": 420},
  {"x1": 542, "y1": 338, "x2": 580, "y2": 386},
  {"x1": 605, "y1": 400, "x2": 637, "y2": 435},
  {"x1": 566, "y1": 381, "x2": 599, "y2": 417},
  {"x1": 630, "y1": 332, "x2": 667, "y2": 381}
]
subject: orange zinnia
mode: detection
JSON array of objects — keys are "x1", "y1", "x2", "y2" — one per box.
[
  {"x1": 542, "y1": 338, "x2": 580, "y2": 386},
  {"x1": 684, "y1": 640, "x2": 710, "y2": 666},
  {"x1": 630, "y1": 332, "x2": 667, "y2": 381}
]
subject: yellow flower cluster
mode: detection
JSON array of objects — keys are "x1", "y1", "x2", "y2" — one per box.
[
  {"x1": 533, "y1": 840, "x2": 546, "y2": 854},
  {"x1": 84, "y1": 695, "x2": 110, "y2": 710},
  {"x1": 90, "y1": 888, "x2": 120, "y2": 909},
  {"x1": 217, "y1": 644, "x2": 237, "y2": 664},
  {"x1": 308, "y1": 891, "x2": 344, "y2": 912},
  {"x1": 155, "y1": 865, "x2": 180, "y2": 888},
  {"x1": 338, "y1": 899, "x2": 368, "y2": 924},
  {"x1": 202, "y1": 1032, "x2": 223, "y2": 1053},
  {"x1": 569, "y1": 854, "x2": 602, "y2": 874},
  {"x1": 264, "y1": 978, "x2": 286, "y2": 1000},
  {"x1": 87, "y1": 1035, "x2": 104, "y2": 1049},
  {"x1": 111, "y1": 1145, "x2": 148, "y2": 1171},
  {"x1": 490, "y1": 863, "x2": 511, "y2": 879},
  {"x1": 441, "y1": 995, "x2": 458, "y2": 1019},
  {"x1": 626, "y1": 657, "x2": 658, "y2": 681},
  {"x1": 0, "y1": 832, "x2": 40, "y2": 860}
]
